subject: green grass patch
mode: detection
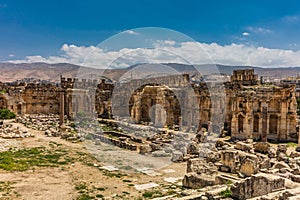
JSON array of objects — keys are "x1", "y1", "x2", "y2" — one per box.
[
  {"x1": 0, "y1": 147, "x2": 73, "y2": 171},
  {"x1": 95, "y1": 194, "x2": 104, "y2": 198},
  {"x1": 76, "y1": 193, "x2": 94, "y2": 200},
  {"x1": 122, "y1": 191, "x2": 130, "y2": 195},
  {"x1": 220, "y1": 188, "x2": 232, "y2": 198},
  {"x1": 102, "y1": 171, "x2": 127, "y2": 178},
  {"x1": 142, "y1": 190, "x2": 163, "y2": 199},
  {"x1": 225, "y1": 180, "x2": 233, "y2": 185},
  {"x1": 95, "y1": 187, "x2": 105, "y2": 191},
  {"x1": 286, "y1": 142, "x2": 298, "y2": 148},
  {"x1": 75, "y1": 183, "x2": 87, "y2": 191}
]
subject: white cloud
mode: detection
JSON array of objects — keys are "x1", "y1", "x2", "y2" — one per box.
[
  {"x1": 8, "y1": 54, "x2": 15, "y2": 57},
  {"x1": 123, "y1": 30, "x2": 140, "y2": 35},
  {"x1": 242, "y1": 32, "x2": 250, "y2": 36},
  {"x1": 7, "y1": 41, "x2": 300, "y2": 68},
  {"x1": 282, "y1": 15, "x2": 299, "y2": 23},
  {"x1": 154, "y1": 40, "x2": 176, "y2": 47},
  {"x1": 247, "y1": 26, "x2": 273, "y2": 34}
]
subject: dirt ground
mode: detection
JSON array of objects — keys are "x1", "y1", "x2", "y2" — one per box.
[{"x1": 0, "y1": 121, "x2": 188, "y2": 200}]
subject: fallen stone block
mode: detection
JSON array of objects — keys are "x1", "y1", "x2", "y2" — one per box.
[
  {"x1": 254, "y1": 142, "x2": 270, "y2": 154},
  {"x1": 239, "y1": 157, "x2": 258, "y2": 177},
  {"x1": 231, "y1": 173, "x2": 285, "y2": 200},
  {"x1": 219, "y1": 150, "x2": 239, "y2": 173},
  {"x1": 187, "y1": 158, "x2": 217, "y2": 175},
  {"x1": 235, "y1": 141, "x2": 252, "y2": 152},
  {"x1": 182, "y1": 172, "x2": 216, "y2": 189}
]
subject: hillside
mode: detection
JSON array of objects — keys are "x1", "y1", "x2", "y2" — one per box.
[{"x1": 0, "y1": 62, "x2": 299, "y2": 83}]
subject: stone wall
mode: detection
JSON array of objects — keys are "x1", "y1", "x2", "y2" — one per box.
[
  {"x1": 113, "y1": 74, "x2": 199, "y2": 131},
  {"x1": 61, "y1": 77, "x2": 113, "y2": 119},
  {"x1": 230, "y1": 84, "x2": 297, "y2": 141},
  {"x1": 0, "y1": 83, "x2": 60, "y2": 115},
  {"x1": 21, "y1": 83, "x2": 60, "y2": 114},
  {"x1": 0, "y1": 69, "x2": 297, "y2": 142}
]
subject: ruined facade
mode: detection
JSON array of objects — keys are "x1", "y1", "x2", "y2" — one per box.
[
  {"x1": 114, "y1": 74, "x2": 198, "y2": 130},
  {"x1": 0, "y1": 69, "x2": 298, "y2": 142},
  {"x1": 227, "y1": 69, "x2": 297, "y2": 141},
  {"x1": 115, "y1": 69, "x2": 297, "y2": 141},
  {"x1": 60, "y1": 77, "x2": 114, "y2": 120},
  {"x1": 0, "y1": 82, "x2": 60, "y2": 115}
]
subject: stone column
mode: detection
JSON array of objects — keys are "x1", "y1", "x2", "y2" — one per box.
[
  {"x1": 261, "y1": 105, "x2": 268, "y2": 142},
  {"x1": 59, "y1": 91, "x2": 64, "y2": 126},
  {"x1": 280, "y1": 102, "x2": 287, "y2": 140}
]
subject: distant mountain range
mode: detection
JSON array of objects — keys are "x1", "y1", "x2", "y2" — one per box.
[{"x1": 0, "y1": 62, "x2": 299, "y2": 83}]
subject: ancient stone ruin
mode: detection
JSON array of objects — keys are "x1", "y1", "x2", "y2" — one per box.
[
  {"x1": 0, "y1": 69, "x2": 297, "y2": 142},
  {"x1": 1, "y1": 68, "x2": 300, "y2": 199}
]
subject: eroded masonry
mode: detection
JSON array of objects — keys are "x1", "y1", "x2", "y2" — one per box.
[{"x1": 0, "y1": 69, "x2": 298, "y2": 142}]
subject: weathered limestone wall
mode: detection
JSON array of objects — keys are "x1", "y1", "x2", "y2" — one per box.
[
  {"x1": 61, "y1": 77, "x2": 113, "y2": 119},
  {"x1": 0, "y1": 69, "x2": 297, "y2": 142},
  {"x1": 113, "y1": 74, "x2": 199, "y2": 131},
  {"x1": 230, "y1": 84, "x2": 297, "y2": 141},
  {"x1": 129, "y1": 85, "x2": 181, "y2": 128},
  {"x1": 0, "y1": 83, "x2": 60, "y2": 115},
  {"x1": 46, "y1": 71, "x2": 300, "y2": 143},
  {"x1": 95, "y1": 79, "x2": 114, "y2": 118},
  {"x1": 21, "y1": 83, "x2": 60, "y2": 114}
]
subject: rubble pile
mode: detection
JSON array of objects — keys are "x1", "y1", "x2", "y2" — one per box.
[
  {"x1": 16, "y1": 114, "x2": 60, "y2": 137},
  {"x1": 180, "y1": 135, "x2": 300, "y2": 199},
  {"x1": 98, "y1": 119, "x2": 196, "y2": 159},
  {"x1": 0, "y1": 123, "x2": 34, "y2": 138},
  {"x1": 148, "y1": 131, "x2": 195, "y2": 161},
  {"x1": 146, "y1": 128, "x2": 219, "y2": 162}
]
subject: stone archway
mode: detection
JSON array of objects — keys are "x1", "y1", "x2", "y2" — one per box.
[{"x1": 129, "y1": 84, "x2": 181, "y2": 128}]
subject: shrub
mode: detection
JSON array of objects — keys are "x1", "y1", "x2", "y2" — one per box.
[{"x1": 0, "y1": 109, "x2": 16, "y2": 119}]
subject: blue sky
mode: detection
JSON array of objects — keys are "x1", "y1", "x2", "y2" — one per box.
[{"x1": 1, "y1": 0, "x2": 300, "y2": 67}]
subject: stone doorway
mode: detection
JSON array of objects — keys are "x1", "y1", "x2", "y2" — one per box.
[
  {"x1": 269, "y1": 115, "x2": 278, "y2": 134},
  {"x1": 238, "y1": 114, "x2": 244, "y2": 133},
  {"x1": 253, "y1": 114, "x2": 259, "y2": 133},
  {"x1": 17, "y1": 104, "x2": 22, "y2": 115}
]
